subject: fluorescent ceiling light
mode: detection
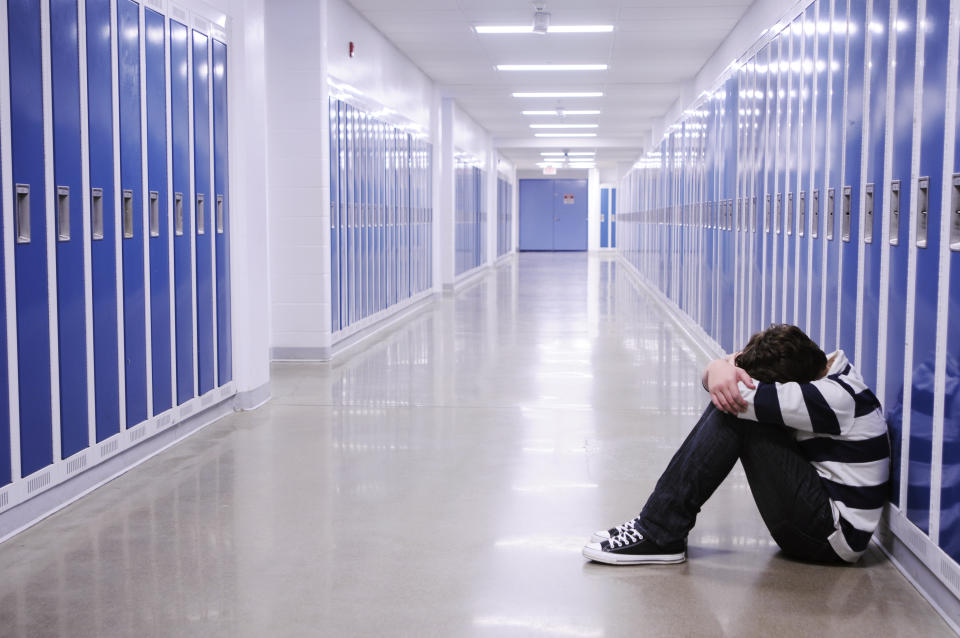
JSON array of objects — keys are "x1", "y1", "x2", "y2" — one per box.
[
  {"x1": 534, "y1": 133, "x2": 597, "y2": 138},
  {"x1": 522, "y1": 110, "x2": 602, "y2": 115},
  {"x1": 513, "y1": 92, "x2": 603, "y2": 98},
  {"x1": 529, "y1": 123, "x2": 598, "y2": 129},
  {"x1": 540, "y1": 152, "x2": 565, "y2": 156},
  {"x1": 497, "y1": 64, "x2": 607, "y2": 71},
  {"x1": 567, "y1": 152, "x2": 596, "y2": 156},
  {"x1": 475, "y1": 25, "x2": 614, "y2": 34}
]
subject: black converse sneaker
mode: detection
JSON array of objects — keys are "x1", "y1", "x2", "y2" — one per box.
[
  {"x1": 582, "y1": 527, "x2": 686, "y2": 565},
  {"x1": 590, "y1": 516, "x2": 642, "y2": 544}
]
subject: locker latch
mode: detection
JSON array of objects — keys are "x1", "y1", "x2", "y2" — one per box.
[
  {"x1": 197, "y1": 193, "x2": 206, "y2": 235},
  {"x1": 216, "y1": 194, "x2": 225, "y2": 234},
  {"x1": 149, "y1": 191, "x2": 160, "y2": 238},
  {"x1": 827, "y1": 188, "x2": 835, "y2": 240},
  {"x1": 841, "y1": 186, "x2": 852, "y2": 242},
  {"x1": 798, "y1": 191, "x2": 806, "y2": 237},
  {"x1": 174, "y1": 192, "x2": 184, "y2": 236},
  {"x1": 15, "y1": 184, "x2": 30, "y2": 244},
  {"x1": 917, "y1": 176, "x2": 929, "y2": 248},
  {"x1": 122, "y1": 189, "x2": 134, "y2": 239},
  {"x1": 752, "y1": 196, "x2": 758, "y2": 233},
  {"x1": 889, "y1": 180, "x2": 901, "y2": 246},
  {"x1": 812, "y1": 190, "x2": 819, "y2": 238},
  {"x1": 950, "y1": 174, "x2": 960, "y2": 251},
  {"x1": 57, "y1": 186, "x2": 70, "y2": 242},
  {"x1": 864, "y1": 183, "x2": 875, "y2": 244},
  {"x1": 764, "y1": 194, "x2": 771, "y2": 233},
  {"x1": 787, "y1": 192, "x2": 794, "y2": 236},
  {"x1": 91, "y1": 188, "x2": 104, "y2": 240},
  {"x1": 775, "y1": 193, "x2": 782, "y2": 234}
]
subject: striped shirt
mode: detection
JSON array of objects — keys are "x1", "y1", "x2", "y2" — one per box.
[{"x1": 737, "y1": 350, "x2": 890, "y2": 562}]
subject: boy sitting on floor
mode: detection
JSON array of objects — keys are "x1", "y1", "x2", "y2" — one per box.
[{"x1": 583, "y1": 324, "x2": 890, "y2": 565}]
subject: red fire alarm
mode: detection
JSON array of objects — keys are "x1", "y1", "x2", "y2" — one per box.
[{"x1": 349, "y1": 41, "x2": 355, "y2": 58}]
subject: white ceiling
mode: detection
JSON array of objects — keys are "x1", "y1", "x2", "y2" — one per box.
[{"x1": 346, "y1": 0, "x2": 754, "y2": 170}]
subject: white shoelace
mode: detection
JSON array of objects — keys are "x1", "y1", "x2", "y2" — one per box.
[
  {"x1": 607, "y1": 527, "x2": 643, "y2": 549},
  {"x1": 610, "y1": 517, "x2": 641, "y2": 537}
]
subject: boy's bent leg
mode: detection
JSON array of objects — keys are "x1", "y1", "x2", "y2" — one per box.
[
  {"x1": 635, "y1": 404, "x2": 747, "y2": 548},
  {"x1": 738, "y1": 425, "x2": 842, "y2": 563}
]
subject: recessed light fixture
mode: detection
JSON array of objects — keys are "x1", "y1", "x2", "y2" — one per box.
[
  {"x1": 497, "y1": 64, "x2": 607, "y2": 71},
  {"x1": 567, "y1": 152, "x2": 596, "y2": 156},
  {"x1": 529, "y1": 123, "x2": 598, "y2": 129},
  {"x1": 522, "y1": 110, "x2": 601, "y2": 115},
  {"x1": 474, "y1": 25, "x2": 614, "y2": 34},
  {"x1": 534, "y1": 133, "x2": 597, "y2": 137},
  {"x1": 540, "y1": 152, "x2": 566, "y2": 156},
  {"x1": 513, "y1": 92, "x2": 603, "y2": 98}
]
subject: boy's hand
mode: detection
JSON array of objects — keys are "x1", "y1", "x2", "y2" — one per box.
[{"x1": 704, "y1": 359, "x2": 755, "y2": 414}]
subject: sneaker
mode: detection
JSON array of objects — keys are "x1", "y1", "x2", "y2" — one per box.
[
  {"x1": 582, "y1": 528, "x2": 687, "y2": 565},
  {"x1": 590, "y1": 516, "x2": 642, "y2": 544}
]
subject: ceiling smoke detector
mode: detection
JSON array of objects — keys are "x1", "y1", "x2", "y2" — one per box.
[{"x1": 532, "y1": 4, "x2": 550, "y2": 35}]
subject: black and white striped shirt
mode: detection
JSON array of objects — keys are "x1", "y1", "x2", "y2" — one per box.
[{"x1": 737, "y1": 350, "x2": 890, "y2": 562}]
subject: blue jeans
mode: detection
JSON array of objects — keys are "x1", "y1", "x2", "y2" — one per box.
[{"x1": 637, "y1": 404, "x2": 842, "y2": 563}]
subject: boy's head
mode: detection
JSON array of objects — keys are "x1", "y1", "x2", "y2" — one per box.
[{"x1": 734, "y1": 324, "x2": 827, "y2": 383}]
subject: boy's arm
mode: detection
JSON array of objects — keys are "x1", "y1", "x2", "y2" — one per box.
[
  {"x1": 737, "y1": 378, "x2": 856, "y2": 434},
  {"x1": 702, "y1": 355, "x2": 754, "y2": 414}
]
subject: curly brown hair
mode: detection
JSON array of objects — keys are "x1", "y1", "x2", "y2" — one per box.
[{"x1": 734, "y1": 324, "x2": 827, "y2": 383}]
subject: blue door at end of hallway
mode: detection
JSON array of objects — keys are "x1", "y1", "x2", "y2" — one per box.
[{"x1": 519, "y1": 179, "x2": 588, "y2": 251}]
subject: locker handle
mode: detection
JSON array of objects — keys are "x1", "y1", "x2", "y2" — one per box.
[
  {"x1": 812, "y1": 190, "x2": 820, "y2": 238},
  {"x1": 91, "y1": 187, "x2": 104, "y2": 240},
  {"x1": 841, "y1": 186, "x2": 852, "y2": 242},
  {"x1": 827, "y1": 188, "x2": 835, "y2": 240},
  {"x1": 950, "y1": 174, "x2": 960, "y2": 251},
  {"x1": 174, "y1": 192, "x2": 184, "y2": 236},
  {"x1": 775, "y1": 193, "x2": 782, "y2": 234},
  {"x1": 889, "y1": 180, "x2": 901, "y2": 245},
  {"x1": 216, "y1": 194, "x2": 225, "y2": 234},
  {"x1": 122, "y1": 189, "x2": 134, "y2": 239},
  {"x1": 787, "y1": 192, "x2": 794, "y2": 236},
  {"x1": 197, "y1": 193, "x2": 206, "y2": 235},
  {"x1": 15, "y1": 184, "x2": 30, "y2": 244},
  {"x1": 752, "y1": 196, "x2": 758, "y2": 233},
  {"x1": 798, "y1": 191, "x2": 806, "y2": 237},
  {"x1": 864, "y1": 183, "x2": 874, "y2": 244},
  {"x1": 764, "y1": 194, "x2": 771, "y2": 233},
  {"x1": 57, "y1": 186, "x2": 70, "y2": 242},
  {"x1": 917, "y1": 177, "x2": 929, "y2": 248},
  {"x1": 149, "y1": 191, "x2": 160, "y2": 237}
]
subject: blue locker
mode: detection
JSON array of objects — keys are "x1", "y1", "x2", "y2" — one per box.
[
  {"x1": 329, "y1": 98, "x2": 340, "y2": 331},
  {"x1": 170, "y1": 19, "x2": 194, "y2": 405},
  {"x1": 86, "y1": 0, "x2": 121, "y2": 440},
  {"x1": 940, "y1": 16, "x2": 960, "y2": 561},
  {"x1": 783, "y1": 22, "x2": 799, "y2": 326},
  {"x1": 600, "y1": 189, "x2": 609, "y2": 248},
  {"x1": 796, "y1": 5, "x2": 815, "y2": 334},
  {"x1": 721, "y1": 78, "x2": 738, "y2": 352},
  {"x1": 754, "y1": 44, "x2": 771, "y2": 334},
  {"x1": 809, "y1": 0, "x2": 831, "y2": 345},
  {"x1": 50, "y1": 0, "x2": 89, "y2": 458},
  {"x1": 823, "y1": 0, "x2": 849, "y2": 352},
  {"x1": 9, "y1": 0, "x2": 53, "y2": 474},
  {"x1": 342, "y1": 101, "x2": 352, "y2": 326},
  {"x1": 193, "y1": 29, "x2": 214, "y2": 395},
  {"x1": 145, "y1": 8, "x2": 171, "y2": 413},
  {"x1": 885, "y1": 0, "x2": 919, "y2": 508},
  {"x1": 762, "y1": 41, "x2": 778, "y2": 331},
  {"x1": 212, "y1": 39, "x2": 232, "y2": 385},
  {"x1": 907, "y1": 0, "x2": 951, "y2": 534},
  {"x1": 701, "y1": 101, "x2": 716, "y2": 337},
  {"x1": 859, "y1": 0, "x2": 890, "y2": 390},
  {"x1": 118, "y1": 0, "x2": 147, "y2": 426},
  {"x1": 610, "y1": 189, "x2": 616, "y2": 248},
  {"x1": 772, "y1": 33, "x2": 789, "y2": 324},
  {"x1": 839, "y1": 0, "x2": 866, "y2": 358}
]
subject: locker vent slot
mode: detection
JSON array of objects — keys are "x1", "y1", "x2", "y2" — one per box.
[
  {"x1": 798, "y1": 192, "x2": 806, "y2": 237},
  {"x1": 100, "y1": 439, "x2": 119, "y2": 458},
  {"x1": 889, "y1": 180, "x2": 901, "y2": 245},
  {"x1": 91, "y1": 188, "x2": 104, "y2": 240},
  {"x1": 917, "y1": 177, "x2": 929, "y2": 248},
  {"x1": 864, "y1": 183, "x2": 875, "y2": 243},
  {"x1": 174, "y1": 192, "x2": 184, "y2": 236},
  {"x1": 0, "y1": 490, "x2": 8, "y2": 509},
  {"x1": 129, "y1": 426, "x2": 146, "y2": 443},
  {"x1": 65, "y1": 454, "x2": 88, "y2": 475},
  {"x1": 149, "y1": 191, "x2": 160, "y2": 237},
  {"x1": 15, "y1": 184, "x2": 30, "y2": 244},
  {"x1": 787, "y1": 192, "x2": 794, "y2": 236},
  {"x1": 950, "y1": 174, "x2": 960, "y2": 251},
  {"x1": 157, "y1": 413, "x2": 173, "y2": 428},
  {"x1": 26, "y1": 471, "x2": 51, "y2": 494},
  {"x1": 941, "y1": 557, "x2": 960, "y2": 595},
  {"x1": 812, "y1": 190, "x2": 820, "y2": 238},
  {"x1": 775, "y1": 193, "x2": 782, "y2": 234},
  {"x1": 841, "y1": 186, "x2": 852, "y2": 242},
  {"x1": 57, "y1": 186, "x2": 70, "y2": 241},
  {"x1": 764, "y1": 195, "x2": 771, "y2": 232},
  {"x1": 122, "y1": 189, "x2": 134, "y2": 239},
  {"x1": 216, "y1": 194, "x2": 224, "y2": 234},
  {"x1": 827, "y1": 188, "x2": 835, "y2": 240},
  {"x1": 196, "y1": 193, "x2": 206, "y2": 235}
]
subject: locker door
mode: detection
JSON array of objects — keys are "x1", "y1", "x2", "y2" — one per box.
[
  {"x1": 701, "y1": 101, "x2": 715, "y2": 336},
  {"x1": 783, "y1": 20, "x2": 800, "y2": 326},
  {"x1": 610, "y1": 188, "x2": 616, "y2": 248},
  {"x1": 796, "y1": 5, "x2": 815, "y2": 334},
  {"x1": 212, "y1": 39, "x2": 231, "y2": 384},
  {"x1": 809, "y1": 0, "x2": 831, "y2": 345},
  {"x1": 600, "y1": 189, "x2": 609, "y2": 248},
  {"x1": 721, "y1": 78, "x2": 737, "y2": 352},
  {"x1": 117, "y1": 0, "x2": 147, "y2": 426},
  {"x1": 145, "y1": 8, "x2": 172, "y2": 412},
  {"x1": 192, "y1": 29, "x2": 214, "y2": 395},
  {"x1": 754, "y1": 43, "x2": 771, "y2": 335},
  {"x1": 882, "y1": 0, "x2": 916, "y2": 509},
  {"x1": 859, "y1": 0, "x2": 891, "y2": 390},
  {"x1": 839, "y1": 0, "x2": 867, "y2": 357},
  {"x1": 906, "y1": 0, "x2": 951, "y2": 534},
  {"x1": 329, "y1": 99, "x2": 340, "y2": 332},
  {"x1": 823, "y1": 0, "x2": 849, "y2": 352},
  {"x1": 9, "y1": 0, "x2": 54, "y2": 474},
  {"x1": 762, "y1": 41, "x2": 778, "y2": 330},
  {"x1": 50, "y1": 0, "x2": 89, "y2": 457},
  {"x1": 770, "y1": 34, "x2": 787, "y2": 325},
  {"x1": 86, "y1": 0, "x2": 121, "y2": 438},
  {"x1": 170, "y1": 19, "x2": 194, "y2": 405}
]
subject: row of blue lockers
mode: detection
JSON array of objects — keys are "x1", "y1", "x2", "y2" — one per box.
[
  {"x1": 328, "y1": 98, "x2": 433, "y2": 332},
  {"x1": 600, "y1": 187, "x2": 616, "y2": 249},
  {"x1": 0, "y1": 0, "x2": 232, "y2": 490},
  {"x1": 620, "y1": 0, "x2": 960, "y2": 562},
  {"x1": 496, "y1": 177, "x2": 513, "y2": 258},
  {"x1": 455, "y1": 162, "x2": 486, "y2": 276}
]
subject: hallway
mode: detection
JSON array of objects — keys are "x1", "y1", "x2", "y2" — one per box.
[{"x1": 0, "y1": 254, "x2": 948, "y2": 637}]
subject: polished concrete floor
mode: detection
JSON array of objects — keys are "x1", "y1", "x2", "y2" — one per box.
[{"x1": 0, "y1": 252, "x2": 951, "y2": 637}]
